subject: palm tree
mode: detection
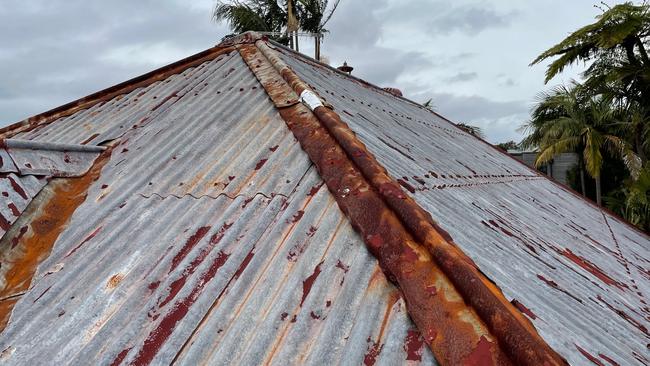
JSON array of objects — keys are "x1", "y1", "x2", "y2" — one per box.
[
  {"x1": 525, "y1": 84, "x2": 641, "y2": 206},
  {"x1": 455, "y1": 123, "x2": 485, "y2": 139},
  {"x1": 295, "y1": 0, "x2": 341, "y2": 60},
  {"x1": 213, "y1": 1, "x2": 290, "y2": 43}
]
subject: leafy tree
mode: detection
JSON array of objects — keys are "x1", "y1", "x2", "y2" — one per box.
[
  {"x1": 605, "y1": 164, "x2": 650, "y2": 231},
  {"x1": 495, "y1": 140, "x2": 519, "y2": 151},
  {"x1": 530, "y1": 1, "x2": 650, "y2": 163},
  {"x1": 523, "y1": 84, "x2": 641, "y2": 206},
  {"x1": 214, "y1": 0, "x2": 290, "y2": 44}
]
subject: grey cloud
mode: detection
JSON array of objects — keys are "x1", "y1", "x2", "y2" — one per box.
[
  {"x1": 445, "y1": 72, "x2": 478, "y2": 83},
  {"x1": 426, "y1": 4, "x2": 515, "y2": 36}
]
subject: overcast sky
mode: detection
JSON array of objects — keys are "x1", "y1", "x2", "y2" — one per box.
[{"x1": 0, "y1": 0, "x2": 606, "y2": 142}]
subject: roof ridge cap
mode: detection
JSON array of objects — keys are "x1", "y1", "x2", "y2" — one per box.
[{"x1": 239, "y1": 39, "x2": 567, "y2": 365}]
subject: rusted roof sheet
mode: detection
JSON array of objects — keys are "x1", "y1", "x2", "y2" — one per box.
[
  {"x1": 0, "y1": 46, "x2": 434, "y2": 365},
  {"x1": 0, "y1": 174, "x2": 46, "y2": 239},
  {"x1": 276, "y1": 46, "x2": 650, "y2": 366}
]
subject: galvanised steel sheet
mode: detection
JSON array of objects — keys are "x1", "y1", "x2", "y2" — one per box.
[
  {"x1": 0, "y1": 174, "x2": 46, "y2": 240},
  {"x1": 277, "y1": 47, "x2": 649, "y2": 366},
  {"x1": 0, "y1": 49, "x2": 434, "y2": 365}
]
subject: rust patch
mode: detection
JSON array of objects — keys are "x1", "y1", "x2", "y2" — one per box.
[
  {"x1": 241, "y1": 39, "x2": 567, "y2": 366},
  {"x1": 0, "y1": 149, "x2": 111, "y2": 331},
  {"x1": 106, "y1": 273, "x2": 124, "y2": 289}
]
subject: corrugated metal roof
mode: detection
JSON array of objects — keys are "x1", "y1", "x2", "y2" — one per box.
[
  {"x1": 0, "y1": 45, "x2": 434, "y2": 365},
  {"x1": 276, "y1": 47, "x2": 650, "y2": 366}
]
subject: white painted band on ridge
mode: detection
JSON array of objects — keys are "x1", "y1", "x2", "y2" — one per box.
[{"x1": 299, "y1": 90, "x2": 323, "y2": 111}]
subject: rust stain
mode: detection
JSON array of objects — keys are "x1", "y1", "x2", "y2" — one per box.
[
  {"x1": 0, "y1": 298, "x2": 18, "y2": 332},
  {"x1": 240, "y1": 39, "x2": 567, "y2": 366},
  {"x1": 0, "y1": 149, "x2": 111, "y2": 332},
  {"x1": 106, "y1": 273, "x2": 124, "y2": 289}
]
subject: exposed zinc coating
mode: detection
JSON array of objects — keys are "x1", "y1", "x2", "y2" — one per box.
[
  {"x1": 0, "y1": 47, "x2": 434, "y2": 365},
  {"x1": 277, "y1": 46, "x2": 650, "y2": 366},
  {"x1": 2, "y1": 139, "x2": 104, "y2": 177},
  {"x1": 0, "y1": 174, "x2": 46, "y2": 241}
]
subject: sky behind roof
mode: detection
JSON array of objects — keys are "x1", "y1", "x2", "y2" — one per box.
[{"x1": 0, "y1": 0, "x2": 606, "y2": 142}]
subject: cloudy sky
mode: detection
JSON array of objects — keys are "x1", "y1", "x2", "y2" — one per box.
[{"x1": 0, "y1": 0, "x2": 606, "y2": 142}]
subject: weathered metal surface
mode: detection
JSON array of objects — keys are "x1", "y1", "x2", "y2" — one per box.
[
  {"x1": 276, "y1": 45, "x2": 650, "y2": 366},
  {"x1": 246, "y1": 40, "x2": 564, "y2": 366},
  {"x1": 0, "y1": 174, "x2": 47, "y2": 239},
  {"x1": 2, "y1": 139, "x2": 105, "y2": 177},
  {"x1": 0, "y1": 151, "x2": 110, "y2": 330},
  {"x1": 0, "y1": 47, "x2": 434, "y2": 365}
]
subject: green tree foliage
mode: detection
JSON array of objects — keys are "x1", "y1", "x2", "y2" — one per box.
[
  {"x1": 525, "y1": 1, "x2": 650, "y2": 230},
  {"x1": 495, "y1": 141, "x2": 519, "y2": 151},
  {"x1": 455, "y1": 123, "x2": 486, "y2": 139}
]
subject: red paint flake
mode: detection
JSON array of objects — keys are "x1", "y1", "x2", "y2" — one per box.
[
  {"x1": 301, "y1": 262, "x2": 322, "y2": 306},
  {"x1": 430, "y1": 171, "x2": 438, "y2": 178},
  {"x1": 11, "y1": 226, "x2": 28, "y2": 249},
  {"x1": 290, "y1": 210, "x2": 304, "y2": 223},
  {"x1": 169, "y1": 226, "x2": 211, "y2": 273},
  {"x1": 109, "y1": 347, "x2": 132, "y2": 366},
  {"x1": 121, "y1": 148, "x2": 129, "y2": 153},
  {"x1": 228, "y1": 176, "x2": 235, "y2": 181},
  {"x1": 280, "y1": 312, "x2": 289, "y2": 321},
  {"x1": 597, "y1": 295, "x2": 648, "y2": 335},
  {"x1": 7, "y1": 176, "x2": 27, "y2": 199},
  {"x1": 7, "y1": 203, "x2": 20, "y2": 217},
  {"x1": 254, "y1": 158, "x2": 268, "y2": 170},
  {"x1": 363, "y1": 338, "x2": 383, "y2": 366},
  {"x1": 335, "y1": 260, "x2": 349, "y2": 273},
  {"x1": 2, "y1": 192, "x2": 8, "y2": 197},
  {"x1": 463, "y1": 336, "x2": 496, "y2": 366},
  {"x1": 310, "y1": 311, "x2": 320, "y2": 319},
  {"x1": 290, "y1": 315, "x2": 297, "y2": 323},
  {"x1": 561, "y1": 248, "x2": 626, "y2": 289},
  {"x1": 598, "y1": 353, "x2": 620, "y2": 366},
  {"x1": 33, "y1": 285, "x2": 52, "y2": 303},
  {"x1": 287, "y1": 242, "x2": 307, "y2": 262},
  {"x1": 63, "y1": 154, "x2": 71, "y2": 163},
  {"x1": 307, "y1": 226, "x2": 317, "y2": 237},
  {"x1": 575, "y1": 344, "x2": 605, "y2": 366},
  {"x1": 269, "y1": 145, "x2": 279, "y2": 152},
  {"x1": 308, "y1": 183, "x2": 323, "y2": 196},
  {"x1": 64, "y1": 226, "x2": 103, "y2": 258},
  {"x1": 326, "y1": 300, "x2": 332, "y2": 307},
  {"x1": 413, "y1": 176, "x2": 425, "y2": 185},
  {"x1": 0, "y1": 213, "x2": 10, "y2": 231},
  {"x1": 148, "y1": 281, "x2": 160, "y2": 291},
  {"x1": 403, "y1": 329, "x2": 425, "y2": 361},
  {"x1": 378, "y1": 182, "x2": 406, "y2": 199},
  {"x1": 397, "y1": 179, "x2": 416, "y2": 194},
  {"x1": 242, "y1": 197, "x2": 253, "y2": 208},
  {"x1": 233, "y1": 249, "x2": 255, "y2": 280},
  {"x1": 511, "y1": 299, "x2": 537, "y2": 320},
  {"x1": 131, "y1": 251, "x2": 230, "y2": 365}
]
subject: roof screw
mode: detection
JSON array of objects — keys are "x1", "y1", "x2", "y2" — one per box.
[{"x1": 340, "y1": 187, "x2": 350, "y2": 198}]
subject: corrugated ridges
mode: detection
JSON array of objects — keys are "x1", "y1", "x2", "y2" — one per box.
[
  {"x1": 0, "y1": 47, "x2": 434, "y2": 365},
  {"x1": 277, "y1": 46, "x2": 649, "y2": 366}
]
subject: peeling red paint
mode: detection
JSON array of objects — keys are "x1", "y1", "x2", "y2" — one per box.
[
  {"x1": 397, "y1": 179, "x2": 416, "y2": 194},
  {"x1": 131, "y1": 251, "x2": 230, "y2": 365},
  {"x1": 254, "y1": 158, "x2": 268, "y2": 170},
  {"x1": 404, "y1": 329, "x2": 425, "y2": 361},
  {"x1": 575, "y1": 344, "x2": 605, "y2": 366},
  {"x1": 301, "y1": 262, "x2": 322, "y2": 307},
  {"x1": 561, "y1": 249, "x2": 626, "y2": 290},
  {"x1": 511, "y1": 299, "x2": 537, "y2": 320},
  {"x1": 7, "y1": 203, "x2": 20, "y2": 217},
  {"x1": 6, "y1": 176, "x2": 27, "y2": 199},
  {"x1": 364, "y1": 338, "x2": 383, "y2": 366},
  {"x1": 290, "y1": 210, "x2": 304, "y2": 223},
  {"x1": 308, "y1": 183, "x2": 323, "y2": 196},
  {"x1": 269, "y1": 145, "x2": 279, "y2": 152},
  {"x1": 110, "y1": 347, "x2": 132, "y2": 366},
  {"x1": 597, "y1": 353, "x2": 620, "y2": 366},
  {"x1": 335, "y1": 260, "x2": 349, "y2": 273},
  {"x1": 0, "y1": 213, "x2": 10, "y2": 231},
  {"x1": 64, "y1": 226, "x2": 103, "y2": 259},
  {"x1": 168, "y1": 226, "x2": 212, "y2": 273},
  {"x1": 209, "y1": 222, "x2": 232, "y2": 245},
  {"x1": 596, "y1": 295, "x2": 648, "y2": 335}
]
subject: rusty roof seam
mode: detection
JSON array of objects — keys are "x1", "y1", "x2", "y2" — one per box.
[{"x1": 236, "y1": 33, "x2": 568, "y2": 365}]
